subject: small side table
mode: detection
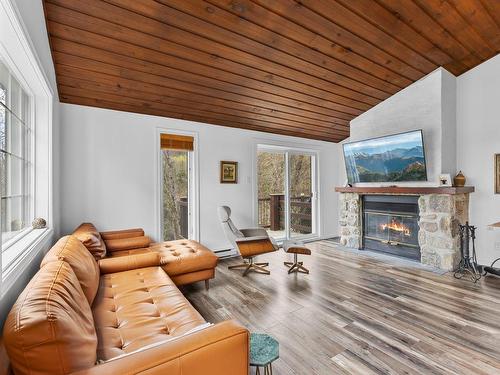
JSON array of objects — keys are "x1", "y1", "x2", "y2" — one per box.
[{"x1": 250, "y1": 333, "x2": 279, "y2": 375}]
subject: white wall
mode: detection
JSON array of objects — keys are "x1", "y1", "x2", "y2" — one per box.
[
  {"x1": 457, "y1": 54, "x2": 500, "y2": 265},
  {"x1": 59, "y1": 104, "x2": 340, "y2": 252},
  {"x1": 348, "y1": 68, "x2": 457, "y2": 185}
]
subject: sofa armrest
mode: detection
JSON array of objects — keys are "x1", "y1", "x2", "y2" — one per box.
[
  {"x1": 98, "y1": 252, "x2": 160, "y2": 274},
  {"x1": 104, "y1": 236, "x2": 151, "y2": 252},
  {"x1": 100, "y1": 228, "x2": 145, "y2": 241},
  {"x1": 70, "y1": 320, "x2": 249, "y2": 375}
]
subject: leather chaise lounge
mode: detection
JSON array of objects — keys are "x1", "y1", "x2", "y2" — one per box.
[
  {"x1": 1, "y1": 227, "x2": 249, "y2": 375},
  {"x1": 73, "y1": 223, "x2": 219, "y2": 290}
]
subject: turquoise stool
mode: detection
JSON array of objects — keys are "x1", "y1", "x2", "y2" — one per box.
[{"x1": 250, "y1": 333, "x2": 279, "y2": 375}]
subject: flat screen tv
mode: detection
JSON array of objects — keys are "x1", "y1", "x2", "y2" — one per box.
[{"x1": 343, "y1": 130, "x2": 427, "y2": 184}]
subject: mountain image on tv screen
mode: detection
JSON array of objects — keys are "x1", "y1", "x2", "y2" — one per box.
[{"x1": 343, "y1": 130, "x2": 427, "y2": 183}]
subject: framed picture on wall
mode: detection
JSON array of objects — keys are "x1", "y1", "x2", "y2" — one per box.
[
  {"x1": 220, "y1": 161, "x2": 238, "y2": 183},
  {"x1": 495, "y1": 154, "x2": 500, "y2": 194}
]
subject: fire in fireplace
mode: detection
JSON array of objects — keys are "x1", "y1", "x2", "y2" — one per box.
[
  {"x1": 363, "y1": 195, "x2": 420, "y2": 260},
  {"x1": 380, "y1": 219, "x2": 412, "y2": 236}
]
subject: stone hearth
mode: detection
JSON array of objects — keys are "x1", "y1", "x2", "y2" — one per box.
[
  {"x1": 417, "y1": 194, "x2": 468, "y2": 269},
  {"x1": 338, "y1": 189, "x2": 472, "y2": 270}
]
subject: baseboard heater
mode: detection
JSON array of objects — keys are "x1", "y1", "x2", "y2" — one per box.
[{"x1": 214, "y1": 248, "x2": 236, "y2": 258}]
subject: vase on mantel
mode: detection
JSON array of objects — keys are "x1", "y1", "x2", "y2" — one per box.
[{"x1": 454, "y1": 171, "x2": 466, "y2": 187}]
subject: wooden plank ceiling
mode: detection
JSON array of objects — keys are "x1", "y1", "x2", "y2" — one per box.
[{"x1": 43, "y1": 0, "x2": 500, "y2": 142}]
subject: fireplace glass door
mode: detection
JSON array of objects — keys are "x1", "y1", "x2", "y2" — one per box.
[
  {"x1": 362, "y1": 195, "x2": 420, "y2": 260},
  {"x1": 365, "y1": 213, "x2": 418, "y2": 247}
]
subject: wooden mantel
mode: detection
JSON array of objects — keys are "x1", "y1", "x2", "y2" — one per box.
[{"x1": 335, "y1": 186, "x2": 475, "y2": 195}]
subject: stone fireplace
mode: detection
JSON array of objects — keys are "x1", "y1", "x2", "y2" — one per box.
[{"x1": 336, "y1": 186, "x2": 473, "y2": 270}]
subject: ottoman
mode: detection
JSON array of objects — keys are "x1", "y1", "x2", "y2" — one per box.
[
  {"x1": 283, "y1": 240, "x2": 311, "y2": 274},
  {"x1": 149, "y1": 240, "x2": 219, "y2": 289}
]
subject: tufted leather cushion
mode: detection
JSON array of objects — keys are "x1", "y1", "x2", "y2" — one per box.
[
  {"x1": 41, "y1": 235, "x2": 100, "y2": 305},
  {"x1": 148, "y1": 240, "x2": 219, "y2": 276},
  {"x1": 92, "y1": 266, "x2": 205, "y2": 361},
  {"x1": 3, "y1": 261, "x2": 97, "y2": 375},
  {"x1": 73, "y1": 222, "x2": 107, "y2": 260}
]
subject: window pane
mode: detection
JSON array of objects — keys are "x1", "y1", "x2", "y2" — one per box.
[
  {"x1": 162, "y1": 150, "x2": 189, "y2": 241},
  {"x1": 257, "y1": 151, "x2": 285, "y2": 238},
  {"x1": 289, "y1": 154, "x2": 313, "y2": 238},
  {"x1": 21, "y1": 91, "x2": 30, "y2": 125},
  {"x1": 1, "y1": 153, "x2": 23, "y2": 197},
  {"x1": 0, "y1": 57, "x2": 32, "y2": 252},
  {"x1": 0, "y1": 152, "x2": 6, "y2": 197},
  {"x1": 0, "y1": 60, "x2": 7, "y2": 105},
  {"x1": 1, "y1": 196, "x2": 26, "y2": 243},
  {"x1": 0, "y1": 104, "x2": 5, "y2": 151},
  {"x1": 2, "y1": 114, "x2": 25, "y2": 158},
  {"x1": 9, "y1": 75, "x2": 21, "y2": 119}
]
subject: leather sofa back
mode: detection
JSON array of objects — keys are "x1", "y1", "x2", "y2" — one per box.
[
  {"x1": 73, "y1": 223, "x2": 107, "y2": 260},
  {"x1": 41, "y1": 235, "x2": 100, "y2": 304},
  {"x1": 3, "y1": 261, "x2": 97, "y2": 375}
]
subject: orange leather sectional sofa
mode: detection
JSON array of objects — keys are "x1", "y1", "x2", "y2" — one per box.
[{"x1": 2, "y1": 224, "x2": 249, "y2": 375}]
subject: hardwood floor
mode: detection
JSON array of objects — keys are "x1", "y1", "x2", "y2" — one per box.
[{"x1": 182, "y1": 241, "x2": 500, "y2": 374}]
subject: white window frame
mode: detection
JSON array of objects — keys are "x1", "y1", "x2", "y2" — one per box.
[
  {"x1": 155, "y1": 127, "x2": 199, "y2": 242},
  {"x1": 253, "y1": 140, "x2": 321, "y2": 242},
  {"x1": 0, "y1": 62, "x2": 35, "y2": 252},
  {"x1": 0, "y1": 0, "x2": 54, "y2": 295}
]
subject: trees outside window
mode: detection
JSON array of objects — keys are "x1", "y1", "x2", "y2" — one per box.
[
  {"x1": 257, "y1": 148, "x2": 315, "y2": 239},
  {"x1": 162, "y1": 150, "x2": 188, "y2": 241}
]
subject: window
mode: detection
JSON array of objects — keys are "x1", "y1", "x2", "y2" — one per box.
[
  {"x1": 0, "y1": 59, "x2": 33, "y2": 251},
  {"x1": 0, "y1": 0, "x2": 54, "y2": 292},
  {"x1": 160, "y1": 133, "x2": 196, "y2": 241}
]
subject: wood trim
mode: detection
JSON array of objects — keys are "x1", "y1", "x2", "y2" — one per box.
[
  {"x1": 334, "y1": 186, "x2": 475, "y2": 195},
  {"x1": 160, "y1": 133, "x2": 194, "y2": 151}
]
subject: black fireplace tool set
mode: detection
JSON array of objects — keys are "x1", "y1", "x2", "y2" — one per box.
[{"x1": 453, "y1": 222, "x2": 482, "y2": 283}]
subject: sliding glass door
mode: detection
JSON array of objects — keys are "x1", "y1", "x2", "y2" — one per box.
[
  {"x1": 257, "y1": 146, "x2": 317, "y2": 240},
  {"x1": 289, "y1": 153, "x2": 315, "y2": 238},
  {"x1": 257, "y1": 150, "x2": 286, "y2": 238}
]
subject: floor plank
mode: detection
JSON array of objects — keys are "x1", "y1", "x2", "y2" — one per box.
[{"x1": 181, "y1": 241, "x2": 500, "y2": 374}]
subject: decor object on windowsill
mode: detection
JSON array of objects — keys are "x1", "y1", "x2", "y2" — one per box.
[
  {"x1": 249, "y1": 333, "x2": 279, "y2": 375},
  {"x1": 454, "y1": 222, "x2": 481, "y2": 283},
  {"x1": 220, "y1": 161, "x2": 238, "y2": 183},
  {"x1": 439, "y1": 173, "x2": 452, "y2": 187},
  {"x1": 32, "y1": 217, "x2": 47, "y2": 229},
  {"x1": 453, "y1": 171, "x2": 466, "y2": 187},
  {"x1": 495, "y1": 154, "x2": 500, "y2": 194}
]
